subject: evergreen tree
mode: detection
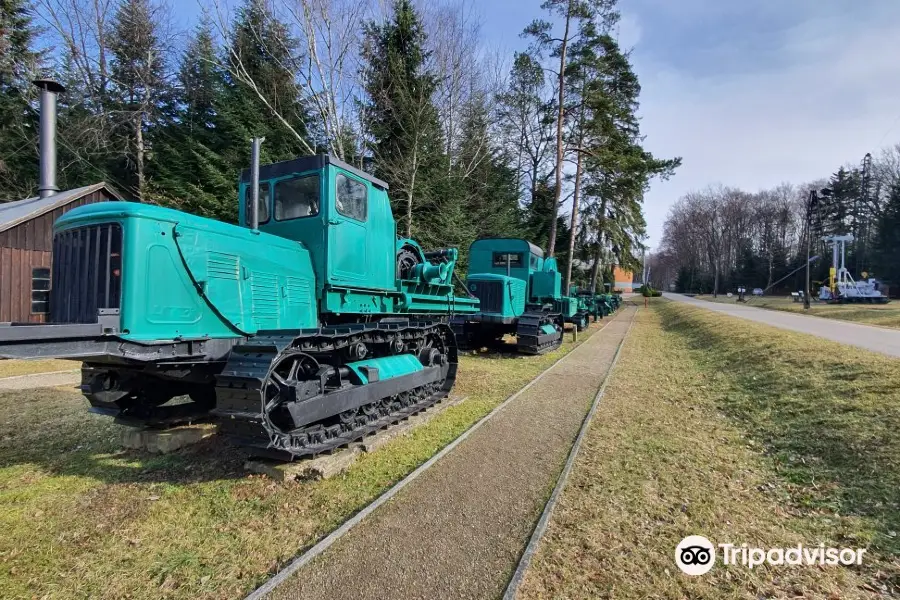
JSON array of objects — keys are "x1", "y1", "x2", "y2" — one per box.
[
  {"x1": 151, "y1": 19, "x2": 235, "y2": 219},
  {"x1": 108, "y1": 0, "x2": 172, "y2": 201},
  {"x1": 874, "y1": 183, "x2": 900, "y2": 283},
  {"x1": 576, "y1": 31, "x2": 679, "y2": 287},
  {"x1": 523, "y1": 181, "x2": 570, "y2": 254},
  {"x1": 0, "y1": 0, "x2": 42, "y2": 200},
  {"x1": 523, "y1": 0, "x2": 619, "y2": 255},
  {"x1": 445, "y1": 91, "x2": 523, "y2": 266},
  {"x1": 219, "y1": 0, "x2": 309, "y2": 171},
  {"x1": 360, "y1": 0, "x2": 445, "y2": 238},
  {"x1": 495, "y1": 51, "x2": 555, "y2": 209},
  {"x1": 819, "y1": 167, "x2": 856, "y2": 236}
]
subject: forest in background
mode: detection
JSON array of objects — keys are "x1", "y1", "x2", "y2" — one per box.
[
  {"x1": 0, "y1": 0, "x2": 678, "y2": 291},
  {"x1": 654, "y1": 149, "x2": 900, "y2": 296}
]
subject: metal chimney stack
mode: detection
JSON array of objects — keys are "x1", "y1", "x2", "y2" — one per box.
[{"x1": 32, "y1": 79, "x2": 66, "y2": 198}]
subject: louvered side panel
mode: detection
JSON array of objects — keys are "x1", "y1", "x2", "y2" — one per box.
[{"x1": 250, "y1": 272, "x2": 279, "y2": 329}]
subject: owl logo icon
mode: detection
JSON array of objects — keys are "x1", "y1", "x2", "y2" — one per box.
[{"x1": 675, "y1": 536, "x2": 715, "y2": 575}]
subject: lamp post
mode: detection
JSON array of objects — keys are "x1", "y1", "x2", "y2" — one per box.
[{"x1": 804, "y1": 188, "x2": 832, "y2": 309}]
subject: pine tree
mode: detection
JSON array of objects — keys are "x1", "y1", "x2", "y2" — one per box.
[
  {"x1": 0, "y1": 0, "x2": 42, "y2": 200},
  {"x1": 360, "y1": 0, "x2": 445, "y2": 238},
  {"x1": 496, "y1": 52, "x2": 555, "y2": 209},
  {"x1": 874, "y1": 183, "x2": 900, "y2": 283},
  {"x1": 108, "y1": 0, "x2": 172, "y2": 201},
  {"x1": 151, "y1": 18, "x2": 235, "y2": 219},
  {"x1": 447, "y1": 91, "x2": 523, "y2": 266},
  {"x1": 820, "y1": 168, "x2": 856, "y2": 236},
  {"x1": 523, "y1": 0, "x2": 619, "y2": 255},
  {"x1": 219, "y1": 0, "x2": 309, "y2": 171},
  {"x1": 577, "y1": 31, "x2": 679, "y2": 289}
]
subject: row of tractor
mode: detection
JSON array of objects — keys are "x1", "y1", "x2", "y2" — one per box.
[
  {"x1": 0, "y1": 153, "x2": 622, "y2": 460},
  {"x1": 452, "y1": 237, "x2": 622, "y2": 355}
]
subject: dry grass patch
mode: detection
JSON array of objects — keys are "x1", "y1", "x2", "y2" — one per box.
[
  {"x1": 0, "y1": 358, "x2": 78, "y2": 378},
  {"x1": 0, "y1": 317, "x2": 614, "y2": 599},
  {"x1": 518, "y1": 303, "x2": 899, "y2": 599}
]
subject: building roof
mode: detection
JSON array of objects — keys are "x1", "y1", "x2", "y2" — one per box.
[{"x1": 0, "y1": 183, "x2": 123, "y2": 234}]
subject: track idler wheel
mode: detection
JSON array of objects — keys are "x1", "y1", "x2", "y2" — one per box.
[{"x1": 261, "y1": 349, "x2": 321, "y2": 432}]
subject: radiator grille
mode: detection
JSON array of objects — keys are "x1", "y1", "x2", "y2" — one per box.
[
  {"x1": 50, "y1": 223, "x2": 123, "y2": 324},
  {"x1": 472, "y1": 280, "x2": 504, "y2": 314}
]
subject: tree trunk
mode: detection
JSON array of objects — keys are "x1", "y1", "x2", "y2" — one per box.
[
  {"x1": 406, "y1": 147, "x2": 418, "y2": 237},
  {"x1": 589, "y1": 243, "x2": 601, "y2": 293},
  {"x1": 564, "y1": 79, "x2": 586, "y2": 293},
  {"x1": 135, "y1": 111, "x2": 145, "y2": 202},
  {"x1": 546, "y1": 0, "x2": 572, "y2": 257},
  {"x1": 564, "y1": 150, "x2": 583, "y2": 292},
  {"x1": 713, "y1": 264, "x2": 720, "y2": 297}
]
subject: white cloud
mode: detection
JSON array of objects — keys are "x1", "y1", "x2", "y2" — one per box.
[{"x1": 631, "y1": 4, "x2": 900, "y2": 249}]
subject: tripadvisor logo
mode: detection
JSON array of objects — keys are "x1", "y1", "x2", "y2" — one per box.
[
  {"x1": 675, "y1": 535, "x2": 716, "y2": 575},
  {"x1": 675, "y1": 536, "x2": 867, "y2": 575}
]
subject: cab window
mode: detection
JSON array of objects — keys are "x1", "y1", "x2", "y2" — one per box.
[
  {"x1": 244, "y1": 182, "x2": 270, "y2": 224},
  {"x1": 275, "y1": 174, "x2": 320, "y2": 220},
  {"x1": 493, "y1": 252, "x2": 523, "y2": 267},
  {"x1": 336, "y1": 173, "x2": 367, "y2": 221}
]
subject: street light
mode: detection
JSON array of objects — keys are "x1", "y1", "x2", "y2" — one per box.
[{"x1": 804, "y1": 188, "x2": 832, "y2": 309}]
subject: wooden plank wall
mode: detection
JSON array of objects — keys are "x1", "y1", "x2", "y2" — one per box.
[
  {"x1": 0, "y1": 189, "x2": 113, "y2": 323},
  {"x1": 0, "y1": 248, "x2": 51, "y2": 323}
]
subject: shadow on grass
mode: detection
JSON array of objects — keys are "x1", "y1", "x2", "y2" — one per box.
[
  {"x1": 0, "y1": 387, "x2": 250, "y2": 485},
  {"x1": 0, "y1": 313, "x2": 619, "y2": 485},
  {"x1": 656, "y1": 303, "x2": 900, "y2": 564}
]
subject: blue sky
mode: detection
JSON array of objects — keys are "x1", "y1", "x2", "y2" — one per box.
[{"x1": 175, "y1": 0, "x2": 900, "y2": 249}]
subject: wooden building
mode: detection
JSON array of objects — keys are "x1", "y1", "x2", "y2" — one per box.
[{"x1": 0, "y1": 183, "x2": 121, "y2": 323}]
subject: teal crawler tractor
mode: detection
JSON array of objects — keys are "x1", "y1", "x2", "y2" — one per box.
[
  {"x1": 0, "y1": 153, "x2": 477, "y2": 459},
  {"x1": 569, "y1": 286, "x2": 610, "y2": 322},
  {"x1": 452, "y1": 238, "x2": 588, "y2": 354}
]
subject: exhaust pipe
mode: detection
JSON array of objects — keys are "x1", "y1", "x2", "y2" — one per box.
[
  {"x1": 249, "y1": 137, "x2": 265, "y2": 231},
  {"x1": 32, "y1": 79, "x2": 66, "y2": 199}
]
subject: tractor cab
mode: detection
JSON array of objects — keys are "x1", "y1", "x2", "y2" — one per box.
[
  {"x1": 239, "y1": 155, "x2": 396, "y2": 293},
  {"x1": 466, "y1": 238, "x2": 545, "y2": 320}
]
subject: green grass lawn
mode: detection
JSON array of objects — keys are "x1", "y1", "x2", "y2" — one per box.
[
  {"x1": 0, "y1": 316, "x2": 614, "y2": 599},
  {"x1": 518, "y1": 302, "x2": 899, "y2": 599},
  {"x1": 0, "y1": 358, "x2": 78, "y2": 378},
  {"x1": 698, "y1": 293, "x2": 900, "y2": 329}
]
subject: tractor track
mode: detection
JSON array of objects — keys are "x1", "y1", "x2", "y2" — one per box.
[{"x1": 247, "y1": 304, "x2": 636, "y2": 600}]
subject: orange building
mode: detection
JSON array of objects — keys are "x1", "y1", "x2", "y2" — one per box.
[{"x1": 613, "y1": 266, "x2": 635, "y2": 292}]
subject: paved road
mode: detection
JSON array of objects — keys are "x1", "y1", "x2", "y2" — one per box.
[
  {"x1": 667, "y1": 294, "x2": 900, "y2": 358},
  {"x1": 266, "y1": 308, "x2": 637, "y2": 600}
]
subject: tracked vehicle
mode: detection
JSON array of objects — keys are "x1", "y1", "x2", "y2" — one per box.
[
  {"x1": 0, "y1": 152, "x2": 477, "y2": 459},
  {"x1": 451, "y1": 238, "x2": 587, "y2": 354},
  {"x1": 569, "y1": 286, "x2": 611, "y2": 322}
]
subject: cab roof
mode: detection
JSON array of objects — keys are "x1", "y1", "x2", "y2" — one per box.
[
  {"x1": 470, "y1": 237, "x2": 544, "y2": 257},
  {"x1": 240, "y1": 154, "x2": 388, "y2": 190}
]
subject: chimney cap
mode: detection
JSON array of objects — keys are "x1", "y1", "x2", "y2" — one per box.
[{"x1": 32, "y1": 79, "x2": 66, "y2": 94}]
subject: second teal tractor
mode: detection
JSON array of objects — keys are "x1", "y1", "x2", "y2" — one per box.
[{"x1": 452, "y1": 238, "x2": 589, "y2": 354}]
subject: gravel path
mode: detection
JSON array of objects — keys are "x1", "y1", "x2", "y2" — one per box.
[
  {"x1": 667, "y1": 293, "x2": 900, "y2": 358},
  {"x1": 266, "y1": 306, "x2": 637, "y2": 600},
  {"x1": 0, "y1": 369, "x2": 79, "y2": 390}
]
